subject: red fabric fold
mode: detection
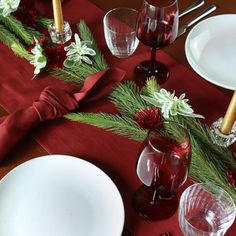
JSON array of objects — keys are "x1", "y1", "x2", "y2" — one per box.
[{"x1": 0, "y1": 67, "x2": 126, "y2": 160}]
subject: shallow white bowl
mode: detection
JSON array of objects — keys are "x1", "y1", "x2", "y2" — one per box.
[
  {"x1": 0, "y1": 155, "x2": 124, "y2": 236},
  {"x1": 185, "y1": 14, "x2": 236, "y2": 90}
]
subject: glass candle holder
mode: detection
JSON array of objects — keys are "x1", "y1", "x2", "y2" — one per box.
[{"x1": 48, "y1": 21, "x2": 72, "y2": 44}]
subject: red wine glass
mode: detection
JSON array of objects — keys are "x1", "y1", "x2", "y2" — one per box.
[
  {"x1": 133, "y1": 121, "x2": 191, "y2": 221},
  {"x1": 135, "y1": 0, "x2": 179, "y2": 85}
]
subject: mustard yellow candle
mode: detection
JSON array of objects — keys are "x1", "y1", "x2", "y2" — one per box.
[
  {"x1": 52, "y1": 0, "x2": 64, "y2": 32},
  {"x1": 220, "y1": 90, "x2": 236, "y2": 134}
]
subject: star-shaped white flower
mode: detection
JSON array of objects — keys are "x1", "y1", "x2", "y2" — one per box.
[
  {"x1": 0, "y1": 0, "x2": 20, "y2": 17},
  {"x1": 141, "y1": 88, "x2": 204, "y2": 119},
  {"x1": 30, "y1": 38, "x2": 47, "y2": 77},
  {"x1": 64, "y1": 33, "x2": 96, "y2": 68}
]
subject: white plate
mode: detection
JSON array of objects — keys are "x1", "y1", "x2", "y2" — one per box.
[
  {"x1": 185, "y1": 14, "x2": 236, "y2": 90},
  {"x1": 0, "y1": 155, "x2": 124, "y2": 236}
]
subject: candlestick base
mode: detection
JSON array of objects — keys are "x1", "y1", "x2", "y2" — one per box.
[
  {"x1": 210, "y1": 117, "x2": 236, "y2": 147},
  {"x1": 48, "y1": 21, "x2": 72, "y2": 44}
]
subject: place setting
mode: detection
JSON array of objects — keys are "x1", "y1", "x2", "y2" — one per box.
[{"x1": 0, "y1": 0, "x2": 236, "y2": 236}]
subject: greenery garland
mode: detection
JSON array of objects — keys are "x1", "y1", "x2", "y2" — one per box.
[
  {"x1": 66, "y1": 79, "x2": 236, "y2": 203},
  {"x1": 0, "y1": 5, "x2": 236, "y2": 204},
  {"x1": 0, "y1": 14, "x2": 107, "y2": 84}
]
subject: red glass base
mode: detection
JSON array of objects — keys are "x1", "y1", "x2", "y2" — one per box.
[
  {"x1": 135, "y1": 60, "x2": 169, "y2": 86},
  {"x1": 133, "y1": 185, "x2": 178, "y2": 221}
]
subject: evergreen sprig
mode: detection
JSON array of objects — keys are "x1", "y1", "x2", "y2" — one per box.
[
  {"x1": 77, "y1": 20, "x2": 108, "y2": 71},
  {"x1": 52, "y1": 20, "x2": 108, "y2": 85},
  {"x1": 0, "y1": 24, "x2": 32, "y2": 60},
  {"x1": 50, "y1": 67, "x2": 89, "y2": 85},
  {"x1": 36, "y1": 16, "x2": 53, "y2": 28},
  {"x1": 0, "y1": 15, "x2": 36, "y2": 45},
  {"x1": 65, "y1": 112, "x2": 147, "y2": 141},
  {"x1": 109, "y1": 81, "x2": 146, "y2": 117}
]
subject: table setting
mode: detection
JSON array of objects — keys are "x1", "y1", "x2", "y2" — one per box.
[{"x1": 0, "y1": 0, "x2": 236, "y2": 235}]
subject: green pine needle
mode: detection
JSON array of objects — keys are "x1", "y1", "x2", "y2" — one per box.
[
  {"x1": 109, "y1": 81, "x2": 146, "y2": 117},
  {"x1": 142, "y1": 77, "x2": 161, "y2": 96},
  {"x1": 36, "y1": 16, "x2": 53, "y2": 28},
  {"x1": 23, "y1": 25, "x2": 42, "y2": 38},
  {"x1": 189, "y1": 136, "x2": 236, "y2": 203},
  {"x1": 50, "y1": 68, "x2": 84, "y2": 85},
  {"x1": 77, "y1": 20, "x2": 108, "y2": 71},
  {"x1": 50, "y1": 63, "x2": 100, "y2": 85},
  {"x1": 0, "y1": 15, "x2": 35, "y2": 45},
  {"x1": 72, "y1": 63, "x2": 100, "y2": 78},
  {"x1": 65, "y1": 112, "x2": 147, "y2": 141},
  {"x1": 0, "y1": 24, "x2": 32, "y2": 60}
]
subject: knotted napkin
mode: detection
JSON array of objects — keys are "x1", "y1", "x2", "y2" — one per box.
[{"x1": 0, "y1": 68, "x2": 125, "y2": 160}]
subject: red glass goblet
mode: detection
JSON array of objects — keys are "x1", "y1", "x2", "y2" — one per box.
[
  {"x1": 133, "y1": 121, "x2": 191, "y2": 221},
  {"x1": 135, "y1": 0, "x2": 179, "y2": 85}
]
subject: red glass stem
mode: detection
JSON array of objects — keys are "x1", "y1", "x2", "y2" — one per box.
[{"x1": 150, "y1": 48, "x2": 157, "y2": 71}]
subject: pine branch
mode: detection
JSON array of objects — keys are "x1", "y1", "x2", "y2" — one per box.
[
  {"x1": 65, "y1": 112, "x2": 147, "y2": 141},
  {"x1": 72, "y1": 63, "x2": 100, "y2": 78},
  {"x1": 50, "y1": 68, "x2": 84, "y2": 85},
  {"x1": 189, "y1": 136, "x2": 236, "y2": 203},
  {"x1": 23, "y1": 25, "x2": 42, "y2": 38},
  {"x1": 36, "y1": 16, "x2": 53, "y2": 28},
  {"x1": 77, "y1": 20, "x2": 108, "y2": 71},
  {"x1": 50, "y1": 63, "x2": 100, "y2": 85},
  {"x1": 0, "y1": 24, "x2": 32, "y2": 60},
  {"x1": 109, "y1": 81, "x2": 147, "y2": 117},
  {"x1": 142, "y1": 77, "x2": 161, "y2": 96},
  {"x1": 174, "y1": 115, "x2": 236, "y2": 170},
  {"x1": 0, "y1": 15, "x2": 35, "y2": 45}
]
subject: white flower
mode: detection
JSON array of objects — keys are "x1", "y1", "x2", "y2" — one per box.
[
  {"x1": 0, "y1": 0, "x2": 20, "y2": 17},
  {"x1": 30, "y1": 38, "x2": 47, "y2": 77},
  {"x1": 141, "y1": 88, "x2": 204, "y2": 119},
  {"x1": 63, "y1": 33, "x2": 96, "y2": 68}
]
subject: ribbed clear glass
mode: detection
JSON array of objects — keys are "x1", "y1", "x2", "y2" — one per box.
[{"x1": 179, "y1": 183, "x2": 236, "y2": 236}]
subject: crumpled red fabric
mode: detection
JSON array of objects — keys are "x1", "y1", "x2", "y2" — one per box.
[{"x1": 0, "y1": 68, "x2": 125, "y2": 160}]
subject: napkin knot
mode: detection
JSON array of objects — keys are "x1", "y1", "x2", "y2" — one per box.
[{"x1": 33, "y1": 87, "x2": 78, "y2": 122}]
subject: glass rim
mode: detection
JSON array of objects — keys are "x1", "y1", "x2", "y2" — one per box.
[
  {"x1": 179, "y1": 182, "x2": 236, "y2": 234},
  {"x1": 147, "y1": 121, "x2": 190, "y2": 153},
  {"x1": 103, "y1": 7, "x2": 138, "y2": 32},
  {"x1": 143, "y1": 0, "x2": 178, "y2": 9}
]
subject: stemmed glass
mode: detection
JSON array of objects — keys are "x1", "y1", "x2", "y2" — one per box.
[
  {"x1": 135, "y1": 0, "x2": 179, "y2": 85},
  {"x1": 133, "y1": 121, "x2": 191, "y2": 221}
]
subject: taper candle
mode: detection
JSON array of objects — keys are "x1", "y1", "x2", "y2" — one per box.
[
  {"x1": 52, "y1": 0, "x2": 64, "y2": 32},
  {"x1": 220, "y1": 90, "x2": 236, "y2": 134}
]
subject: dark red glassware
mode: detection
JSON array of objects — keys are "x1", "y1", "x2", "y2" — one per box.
[
  {"x1": 135, "y1": 0, "x2": 179, "y2": 85},
  {"x1": 133, "y1": 121, "x2": 191, "y2": 221}
]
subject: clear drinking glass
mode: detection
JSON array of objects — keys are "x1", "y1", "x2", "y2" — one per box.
[
  {"x1": 103, "y1": 7, "x2": 139, "y2": 58},
  {"x1": 179, "y1": 183, "x2": 236, "y2": 236}
]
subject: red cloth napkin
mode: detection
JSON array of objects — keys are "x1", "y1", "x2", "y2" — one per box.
[{"x1": 0, "y1": 68, "x2": 125, "y2": 160}]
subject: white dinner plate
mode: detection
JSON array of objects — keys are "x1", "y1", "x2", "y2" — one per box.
[
  {"x1": 185, "y1": 14, "x2": 236, "y2": 90},
  {"x1": 0, "y1": 155, "x2": 124, "y2": 236}
]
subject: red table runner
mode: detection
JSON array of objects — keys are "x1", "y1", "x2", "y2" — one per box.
[{"x1": 0, "y1": 0, "x2": 234, "y2": 235}]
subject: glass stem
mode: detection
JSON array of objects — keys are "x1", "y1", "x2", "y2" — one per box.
[{"x1": 150, "y1": 48, "x2": 156, "y2": 71}]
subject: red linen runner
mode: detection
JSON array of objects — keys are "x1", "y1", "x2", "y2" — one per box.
[{"x1": 0, "y1": 0, "x2": 234, "y2": 236}]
